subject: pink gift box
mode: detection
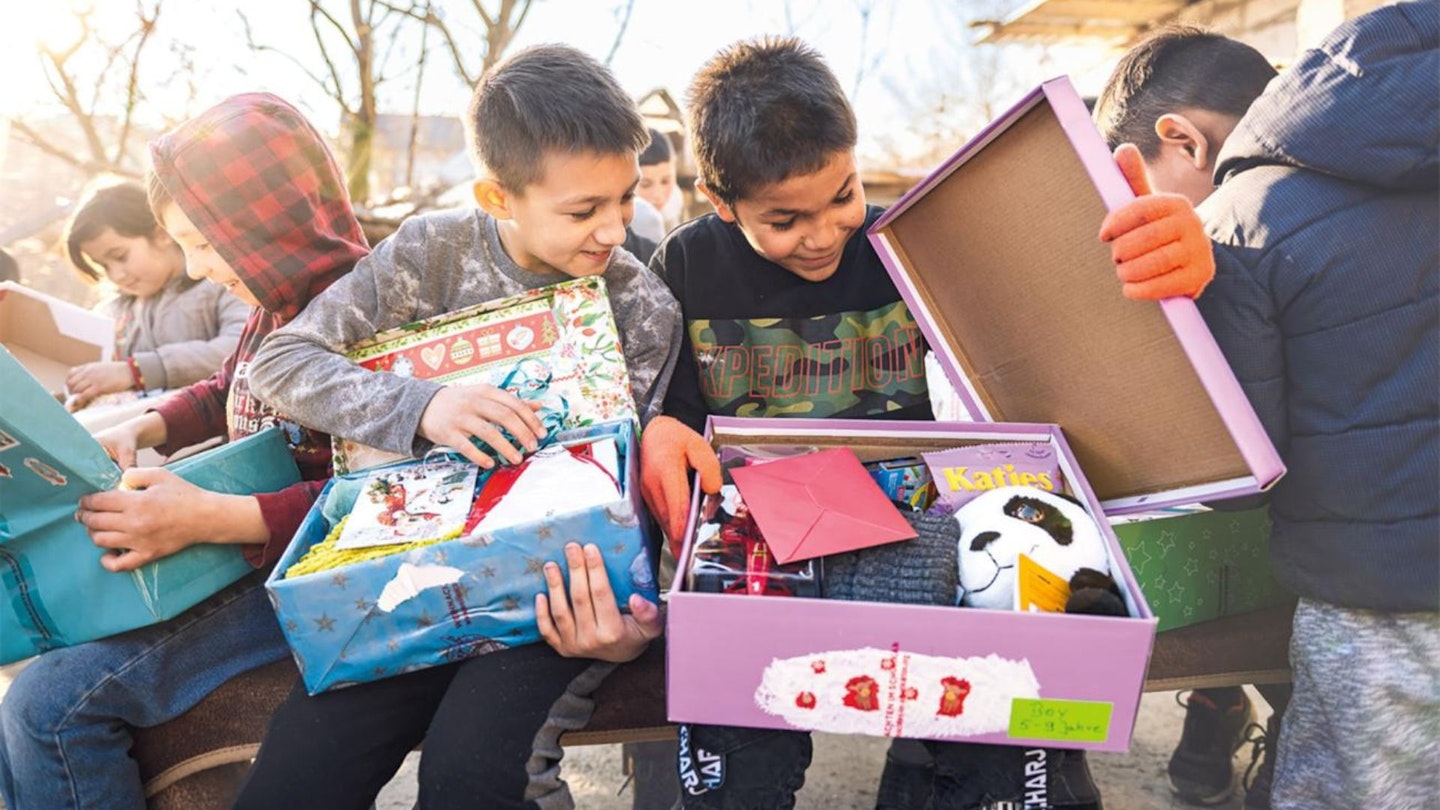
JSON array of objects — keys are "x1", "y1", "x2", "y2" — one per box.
[
  {"x1": 868, "y1": 76, "x2": 1283, "y2": 513},
  {"x1": 667, "y1": 418, "x2": 1156, "y2": 751},
  {"x1": 665, "y1": 76, "x2": 1288, "y2": 752}
]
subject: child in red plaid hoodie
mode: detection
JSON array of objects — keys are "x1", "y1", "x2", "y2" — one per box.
[{"x1": 0, "y1": 92, "x2": 368, "y2": 810}]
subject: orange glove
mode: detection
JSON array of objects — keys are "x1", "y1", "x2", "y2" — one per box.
[
  {"x1": 1098, "y1": 144, "x2": 1215, "y2": 300},
  {"x1": 639, "y1": 415, "x2": 722, "y2": 557}
]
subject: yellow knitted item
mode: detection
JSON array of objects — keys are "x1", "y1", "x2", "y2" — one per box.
[{"x1": 283, "y1": 516, "x2": 464, "y2": 579}]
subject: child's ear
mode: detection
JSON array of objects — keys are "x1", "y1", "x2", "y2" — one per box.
[
  {"x1": 473, "y1": 178, "x2": 513, "y2": 220},
  {"x1": 1154, "y1": 113, "x2": 1213, "y2": 170},
  {"x1": 695, "y1": 181, "x2": 737, "y2": 224}
]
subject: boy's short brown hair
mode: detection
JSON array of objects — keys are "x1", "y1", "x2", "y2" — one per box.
[
  {"x1": 687, "y1": 36, "x2": 856, "y2": 207},
  {"x1": 466, "y1": 43, "x2": 649, "y2": 191},
  {"x1": 1094, "y1": 25, "x2": 1277, "y2": 156}
]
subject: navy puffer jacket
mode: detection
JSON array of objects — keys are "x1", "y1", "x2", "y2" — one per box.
[{"x1": 1196, "y1": 1, "x2": 1439, "y2": 611}]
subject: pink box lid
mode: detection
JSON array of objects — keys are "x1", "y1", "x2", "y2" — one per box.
[{"x1": 867, "y1": 76, "x2": 1284, "y2": 515}]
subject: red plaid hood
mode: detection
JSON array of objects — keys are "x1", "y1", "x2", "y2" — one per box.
[{"x1": 150, "y1": 93, "x2": 368, "y2": 322}]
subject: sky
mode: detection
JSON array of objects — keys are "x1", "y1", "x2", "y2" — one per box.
[{"x1": 0, "y1": 0, "x2": 1115, "y2": 172}]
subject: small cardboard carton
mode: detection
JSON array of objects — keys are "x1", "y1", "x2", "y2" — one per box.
[
  {"x1": 667, "y1": 418, "x2": 1157, "y2": 752},
  {"x1": 0, "y1": 347, "x2": 300, "y2": 664},
  {"x1": 268, "y1": 419, "x2": 658, "y2": 694},
  {"x1": 334, "y1": 276, "x2": 636, "y2": 474},
  {"x1": 868, "y1": 76, "x2": 1284, "y2": 513},
  {"x1": 0, "y1": 282, "x2": 113, "y2": 394}
]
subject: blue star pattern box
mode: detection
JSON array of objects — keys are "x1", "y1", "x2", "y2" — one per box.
[
  {"x1": 1110, "y1": 506, "x2": 1290, "y2": 632},
  {"x1": 0, "y1": 346, "x2": 302, "y2": 664},
  {"x1": 266, "y1": 418, "x2": 658, "y2": 694}
]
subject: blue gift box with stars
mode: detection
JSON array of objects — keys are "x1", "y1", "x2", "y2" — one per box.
[{"x1": 266, "y1": 418, "x2": 657, "y2": 694}]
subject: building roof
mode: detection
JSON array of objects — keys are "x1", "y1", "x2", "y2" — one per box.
[{"x1": 974, "y1": 0, "x2": 1192, "y2": 44}]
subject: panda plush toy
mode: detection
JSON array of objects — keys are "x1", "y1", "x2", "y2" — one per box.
[{"x1": 952, "y1": 486, "x2": 1127, "y2": 617}]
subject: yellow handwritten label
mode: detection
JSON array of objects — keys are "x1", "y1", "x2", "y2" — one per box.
[
  {"x1": 1008, "y1": 698, "x2": 1113, "y2": 742},
  {"x1": 1015, "y1": 553, "x2": 1071, "y2": 613}
]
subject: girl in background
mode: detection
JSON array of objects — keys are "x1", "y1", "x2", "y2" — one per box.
[{"x1": 62, "y1": 179, "x2": 249, "y2": 409}]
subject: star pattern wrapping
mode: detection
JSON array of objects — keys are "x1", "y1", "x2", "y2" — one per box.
[
  {"x1": 269, "y1": 424, "x2": 658, "y2": 694},
  {"x1": 1111, "y1": 507, "x2": 1288, "y2": 632}
]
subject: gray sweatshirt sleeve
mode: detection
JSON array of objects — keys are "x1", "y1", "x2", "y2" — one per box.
[
  {"x1": 249, "y1": 219, "x2": 445, "y2": 456},
  {"x1": 606, "y1": 256, "x2": 682, "y2": 427},
  {"x1": 138, "y1": 288, "x2": 249, "y2": 389}
]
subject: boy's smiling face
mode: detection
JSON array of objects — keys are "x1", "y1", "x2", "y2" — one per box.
[
  {"x1": 703, "y1": 149, "x2": 866, "y2": 283},
  {"x1": 479, "y1": 149, "x2": 640, "y2": 278},
  {"x1": 159, "y1": 202, "x2": 263, "y2": 308}
]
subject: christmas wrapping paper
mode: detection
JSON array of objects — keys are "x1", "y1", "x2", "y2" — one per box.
[
  {"x1": 334, "y1": 276, "x2": 636, "y2": 474},
  {"x1": 268, "y1": 419, "x2": 658, "y2": 694}
]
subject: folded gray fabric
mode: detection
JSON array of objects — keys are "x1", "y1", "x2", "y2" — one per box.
[{"x1": 822, "y1": 511, "x2": 959, "y2": 605}]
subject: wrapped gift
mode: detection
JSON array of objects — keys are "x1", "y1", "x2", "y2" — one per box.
[
  {"x1": 267, "y1": 419, "x2": 657, "y2": 694},
  {"x1": 334, "y1": 276, "x2": 636, "y2": 474},
  {"x1": 0, "y1": 346, "x2": 301, "y2": 664},
  {"x1": 669, "y1": 418, "x2": 1154, "y2": 751},
  {"x1": 1111, "y1": 506, "x2": 1289, "y2": 632}
]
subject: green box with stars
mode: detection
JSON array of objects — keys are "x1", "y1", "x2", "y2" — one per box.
[
  {"x1": 1110, "y1": 506, "x2": 1292, "y2": 632},
  {"x1": 265, "y1": 418, "x2": 657, "y2": 694}
]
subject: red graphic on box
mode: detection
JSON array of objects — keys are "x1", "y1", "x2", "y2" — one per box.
[
  {"x1": 843, "y1": 675, "x2": 881, "y2": 712},
  {"x1": 360, "y1": 311, "x2": 558, "y2": 381},
  {"x1": 936, "y1": 677, "x2": 972, "y2": 717}
]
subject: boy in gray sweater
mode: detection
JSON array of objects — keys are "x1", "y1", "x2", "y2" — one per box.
[{"x1": 241, "y1": 44, "x2": 681, "y2": 809}]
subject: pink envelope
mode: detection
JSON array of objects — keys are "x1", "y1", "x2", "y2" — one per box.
[{"x1": 729, "y1": 448, "x2": 918, "y2": 564}]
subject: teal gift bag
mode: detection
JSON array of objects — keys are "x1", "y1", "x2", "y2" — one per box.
[{"x1": 0, "y1": 346, "x2": 301, "y2": 664}]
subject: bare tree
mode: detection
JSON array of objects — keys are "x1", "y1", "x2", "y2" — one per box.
[
  {"x1": 603, "y1": 0, "x2": 637, "y2": 67},
  {"x1": 242, "y1": 0, "x2": 428, "y2": 203},
  {"x1": 849, "y1": 0, "x2": 890, "y2": 99},
  {"x1": 9, "y1": 0, "x2": 165, "y2": 179},
  {"x1": 873, "y1": 0, "x2": 1047, "y2": 171},
  {"x1": 387, "y1": 0, "x2": 535, "y2": 88}
]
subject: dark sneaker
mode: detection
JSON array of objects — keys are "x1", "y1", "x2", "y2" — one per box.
[
  {"x1": 1241, "y1": 717, "x2": 1278, "y2": 810},
  {"x1": 932, "y1": 745, "x2": 1103, "y2": 809},
  {"x1": 1167, "y1": 688, "x2": 1256, "y2": 805}
]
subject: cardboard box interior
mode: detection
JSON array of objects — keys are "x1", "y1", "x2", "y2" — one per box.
[
  {"x1": 680, "y1": 420, "x2": 1153, "y2": 623},
  {"x1": 666, "y1": 418, "x2": 1158, "y2": 749},
  {"x1": 870, "y1": 88, "x2": 1276, "y2": 508},
  {"x1": 0, "y1": 282, "x2": 112, "y2": 393}
]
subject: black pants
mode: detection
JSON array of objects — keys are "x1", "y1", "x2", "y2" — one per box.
[
  {"x1": 676, "y1": 724, "x2": 1102, "y2": 810},
  {"x1": 233, "y1": 644, "x2": 595, "y2": 810}
]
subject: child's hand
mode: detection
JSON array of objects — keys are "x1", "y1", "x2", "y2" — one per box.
[
  {"x1": 66, "y1": 361, "x2": 134, "y2": 410},
  {"x1": 94, "y1": 425, "x2": 142, "y2": 470},
  {"x1": 417, "y1": 383, "x2": 547, "y2": 468},
  {"x1": 536, "y1": 542, "x2": 663, "y2": 664},
  {"x1": 76, "y1": 467, "x2": 220, "y2": 571},
  {"x1": 639, "y1": 416, "x2": 722, "y2": 557},
  {"x1": 1099, "y1": 144, "x2": 1215, "y2": 300}
]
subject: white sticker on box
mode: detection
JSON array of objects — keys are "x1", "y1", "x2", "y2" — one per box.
[
  {"x1": 377, "y1": 563, "x2": 465, "y2": 612},
  {"x1": 753, "y1": 646, "x2": 1040, "y2": 738}
]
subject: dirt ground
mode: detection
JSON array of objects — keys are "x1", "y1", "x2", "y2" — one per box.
[{"x1": 375, "y1": 688, "x2": 1275, "y2": 809}]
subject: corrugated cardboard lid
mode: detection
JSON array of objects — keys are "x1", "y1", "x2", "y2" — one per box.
[
  {"x1": 0, "y1": 281, "x2": 113, "y2": 392},
  {"x1": 868, "y1": 77, "x2": 1284, "y2": 513}
]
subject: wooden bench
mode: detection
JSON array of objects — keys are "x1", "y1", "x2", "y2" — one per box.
[
  {"x1": 0, "y1": 601, "x2": 1292, "y2": 809},
  {"x1": 132, "y1": 641, "x2": 673, "y2": 809}
]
